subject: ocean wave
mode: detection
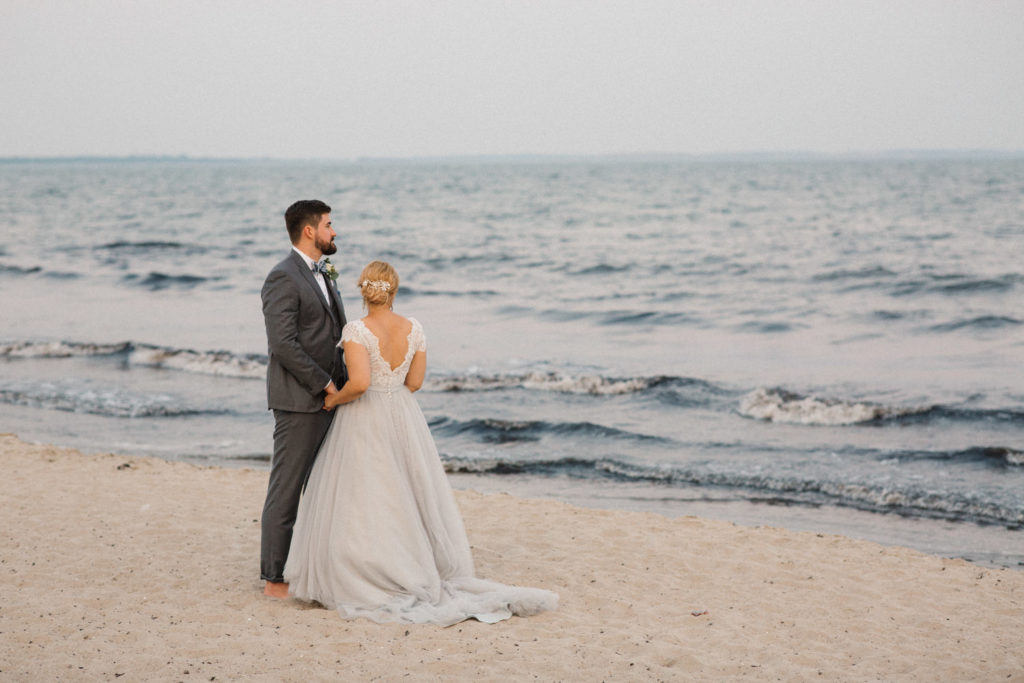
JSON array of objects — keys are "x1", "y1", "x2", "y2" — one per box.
[
  {"x1": 890, "y1": 406, "x2": 1024, "y2": 426},
  {"x1": 890, "y1": 274, "x2": 1023, "y2": 298},
  {"x1": 0, "y1": 340, "x2": 132, "y2": 358},
  {"x1": 888, "y1": 279, "x2": 930, "y2": 297},
  {"x1": 0, "y1": 263, "x2": 43, "y2": 275},
  {"x1": 870, "y1": 309, "x2": 934, "y2": 322},
  {"x1": 427, "y1": 371, "x2": 699, "y2": 396},
  {"x1": 0, "y1": 342, "x2": 722, "y2": 395},
  {"x1": 432, "y1": 370, "x2": 733, "y2": 411},
  {"x1": 928, "y1": 315, "x2": 1023, "y2": 332},
  {"x1": 0, "y1": 340, "x2": 267, "y2": 380},
  {"x1": 0, "y1": 382, "x2": 224, "y2": 418},
  {"x1": 0, "y1": 263, "x2": 83, "y2": 280},
  {"x1": 812, "y1": 266, "x2": 896, "y2": 282},
  {"x1": 929, "y1": 275, "x2": 1022, "y2": 294},
  {"x1": 430, "y1": 416, "x2": 667, "y2": 444},
  {"x1": 735, "y1": 321, "x2": 800, "y2": 334},
  {"x1": 95, "y1": 240, "x2": 207, "y2": 253},
  {"x1": 495, "y1": 305, "x2": 699, "y2": 326},
  {"x1": 442, "y1": 455, "x2": 1024, "y2": 526},
  {"x1": 738, "y1": 388, "x2": 923, "y2": 426},
  {"x1": 190, "y1": 452, "x2": 272, "y2": 464},
  {"x1": 570, "y1": 263, "x2": 634, "y2": 276},
  {"x1": 126, "y1": 345, "x2": 267, "y2": 379},
  {"x1": 125, "y1": 272, "x2": 216, "y2": 290},
  {"x1": 738, "y1": 388, "x2": 1024, "y2": 427},
  {"x1": 402, "y1": 286, "x2": 500, "y2": 298},
  {"x1": 598, "y1": 310, "x2": 696, "y2": 326},
  {"x1": 3, "y1": 341, "x2": 707, "y2": 392},
  {"x1": 900, "y1": 446, "x2": 1024, "y2": 468}
]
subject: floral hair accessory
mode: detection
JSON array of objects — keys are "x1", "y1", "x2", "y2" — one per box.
[{"x1": 361, "y1": 279, "x2": 392, "y2": 292}]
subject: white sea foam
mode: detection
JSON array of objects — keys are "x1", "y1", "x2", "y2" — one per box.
[
  {"x1": 1005, "y1": 449, "x2": 1024, "y2": 466},
  {"x1": 428, "y1": 372, "x2": 659, "y2": 395},
  {"x1": 0, "y1": 381, "x2": 193, "y2": 418},
  {"x1": 127, "y1": 345, "x2": 266, "y2": 380},
  {"x1": 521, "y1": 372, "x2": 656, "y2": 395},
  {"x1": 0, "y1": 340, "x2": 130, "y2": 358},
  {"x1": 0, "y1": 340, "x2": 267, "y2": 380},
  {"x1": 738, "y1": 387, "x2": 916, "y2": 426}
]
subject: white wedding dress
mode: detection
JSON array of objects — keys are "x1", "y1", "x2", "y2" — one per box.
[{"x1": 284, "y1": 318, "x2": 557, "y2": 626}]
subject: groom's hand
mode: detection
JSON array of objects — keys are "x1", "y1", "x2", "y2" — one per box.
[{"x1": 323, "y1": 382, "x2": 339, "y2": 411}]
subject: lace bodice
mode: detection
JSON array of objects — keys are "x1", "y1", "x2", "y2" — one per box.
[{"x1": 341, "y1": 318, "x2": 426, "y2": 391}]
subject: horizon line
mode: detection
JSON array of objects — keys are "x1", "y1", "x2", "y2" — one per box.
[{"x1": 2, "y1": 148, "x2": 1023, "y2": 164}]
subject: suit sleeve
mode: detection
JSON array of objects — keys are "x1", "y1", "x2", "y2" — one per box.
[{"x1": 262, "y1": 269, "x2": 332, "y2": 395}]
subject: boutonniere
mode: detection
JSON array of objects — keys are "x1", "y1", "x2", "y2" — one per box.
[{"x1": 322, "y1": 258, "x2": 339, "y2": 281}]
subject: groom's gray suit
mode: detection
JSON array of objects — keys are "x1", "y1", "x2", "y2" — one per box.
[{"x1": 260, "y1": 249, "x2": 347, "y2": 583}]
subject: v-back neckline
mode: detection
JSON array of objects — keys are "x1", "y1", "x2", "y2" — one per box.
[{"x1": 359, "y1": 319, "x2": 414, "y2": 372}]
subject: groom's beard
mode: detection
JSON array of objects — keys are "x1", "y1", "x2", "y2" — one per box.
[{"x1": 317, "y1": 237, "x2": 337, "y2": 255}]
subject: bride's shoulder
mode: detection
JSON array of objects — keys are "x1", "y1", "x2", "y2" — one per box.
[
  {"x1": 341, "y1": 319, "x2": 368, "y2": 343},
  {"x1": 405, "y1": 316, "x2": 426, "y2": 351},
  {"x1": 343, "y1": 318, "x2": 368, "y2": 332}
]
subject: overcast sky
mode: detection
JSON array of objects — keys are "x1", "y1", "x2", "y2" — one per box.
[{"x1": 2, "y1": 0, "x2": 1022, "y2": 159}]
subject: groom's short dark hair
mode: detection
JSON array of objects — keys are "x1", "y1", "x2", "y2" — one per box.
[{"x1": 285, "y1": 200, "x2": 332, "y2": 244}]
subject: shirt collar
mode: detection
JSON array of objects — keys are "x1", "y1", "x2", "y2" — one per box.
[{"x1": 291, "y1": 246, "x2": 318, "y2": 271}]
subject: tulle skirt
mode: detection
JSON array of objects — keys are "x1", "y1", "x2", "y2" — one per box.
[{"x1": 283, "y1": 386, "x2": 557, "y2": 626}]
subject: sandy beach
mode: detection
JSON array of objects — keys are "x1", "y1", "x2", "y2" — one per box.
[{"x1": 1, "y1": 433, "x2": 1022, "y2": 682}]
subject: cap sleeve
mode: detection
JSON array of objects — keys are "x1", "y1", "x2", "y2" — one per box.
[
  {"x1": 340, "y1": 320, "x2": 366, "y2": 347},
  {"x1": 409, "y1": 318, "x2": 426, "y2": 353}
]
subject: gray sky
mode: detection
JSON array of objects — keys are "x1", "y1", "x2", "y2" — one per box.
[{"x1": 2, "y1": 0, "x2": 1023, "y2": 159}]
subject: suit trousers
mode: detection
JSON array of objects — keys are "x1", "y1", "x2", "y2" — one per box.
[{"x1": 260, "y1": 408, "x2": 335, "y2": 583}]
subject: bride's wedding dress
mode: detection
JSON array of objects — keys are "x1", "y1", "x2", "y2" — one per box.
[{"x1": 284, "y1": 318, "x2": 557, "y2": 626}]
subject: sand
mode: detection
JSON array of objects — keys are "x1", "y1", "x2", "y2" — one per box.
[{"x1": 1, "y1": 433, "x2": 1022, "y2": 681}]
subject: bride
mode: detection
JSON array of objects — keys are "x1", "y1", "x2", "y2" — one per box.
[{"x1": 284, "y1": 260, "x2": 558, "y2": 626}]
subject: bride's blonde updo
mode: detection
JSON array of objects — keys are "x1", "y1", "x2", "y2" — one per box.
[{"x1": 357, "y1": 260, "x2": 399, "y2": 307}]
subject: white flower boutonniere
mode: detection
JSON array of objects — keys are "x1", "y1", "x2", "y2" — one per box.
[{"x1": 323, "y1": 258, "x2": 339, "y2": 281}]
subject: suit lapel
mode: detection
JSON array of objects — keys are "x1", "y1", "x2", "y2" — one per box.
[{"x1": 288, "y1": 251, "x2": 333, "y2": 316}]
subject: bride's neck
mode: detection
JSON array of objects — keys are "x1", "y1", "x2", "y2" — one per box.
[{"x1": 365, "y1": 303, "x2": 392, "y2": 316}]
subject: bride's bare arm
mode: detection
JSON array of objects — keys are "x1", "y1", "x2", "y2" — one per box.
[
  {"x1": 405, "y1": 351, "x2": 426, "y2": 392},
  {"x1": 324, "y1": 341, "x2": 370, "y2": 408}
]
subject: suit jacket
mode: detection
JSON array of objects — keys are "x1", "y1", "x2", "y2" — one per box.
[{"x1": 262, "y1": 250, "x2": 348, "y2": 412}]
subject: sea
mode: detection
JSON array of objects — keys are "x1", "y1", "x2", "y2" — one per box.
[{"x1": 2, "y1": 156, "x2": 1023, "y2": 568}]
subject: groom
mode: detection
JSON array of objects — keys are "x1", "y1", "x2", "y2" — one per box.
[{"x1": 260, "y1": 199, "x2": 348, "y2": 598}]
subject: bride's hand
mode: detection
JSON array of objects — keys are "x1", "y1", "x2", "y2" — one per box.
[{"x1": 323, "y1": 383, "x2": 341, "y2": 410}]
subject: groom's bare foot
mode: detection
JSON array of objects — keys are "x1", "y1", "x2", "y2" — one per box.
[{"x1": 264, "y1": 581, "x2": 289, "y2": 599}]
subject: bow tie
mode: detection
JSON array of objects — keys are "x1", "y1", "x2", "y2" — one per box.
[{"x1": 311, "y1": 261, "x2": 327, "y2": 276}]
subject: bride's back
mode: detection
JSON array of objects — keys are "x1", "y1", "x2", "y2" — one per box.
[{"x1": 361, "y1": 312, "x2": 414, "y2": 371}]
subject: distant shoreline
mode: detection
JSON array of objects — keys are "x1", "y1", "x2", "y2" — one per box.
[{"x1": 2, "y1": 149, "x2": 1023, "y2": 165}]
